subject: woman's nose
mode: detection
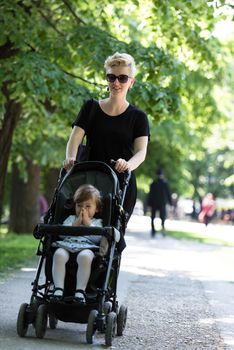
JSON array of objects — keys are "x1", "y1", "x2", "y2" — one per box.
[{"x1": 113, "y1": 79, "x2": 121, "y2": 86}]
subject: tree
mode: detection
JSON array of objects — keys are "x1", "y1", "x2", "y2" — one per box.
[
  {"x1": 0, "y1": 0, "x2": 232, "y2": 229},
  {"x1": 9, "y1": 160, "x2": 40, "y2": 233},
  {"x1": 0, "y1": 82, "x2": 21, "y2": 219}
]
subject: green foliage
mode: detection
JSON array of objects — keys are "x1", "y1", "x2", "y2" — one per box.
[{"x1": 0, "y1": 0, "x2": 233, "y2": 202}]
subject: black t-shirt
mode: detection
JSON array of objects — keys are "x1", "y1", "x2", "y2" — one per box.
[
  {"x1": 72, "y1": 99, "x2": 149, "y2": 220},
  {"x1": 72, "y1": 99, "x2": 150, "y2": 165}
]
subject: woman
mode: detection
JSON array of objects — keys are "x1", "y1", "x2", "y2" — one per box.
[
  {"x1": 198, "y1": 193, "x2": 216, "y2": 226},
  {"x1": 64, "y1": 52, "x2": 149, "y2": 220}
]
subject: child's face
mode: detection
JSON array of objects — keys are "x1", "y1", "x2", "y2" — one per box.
[{"x1": 75, "y1": 198, "x2": 97, "y2": 219}]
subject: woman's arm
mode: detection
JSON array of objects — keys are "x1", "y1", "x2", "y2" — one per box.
[
  {"x1": 64, "y1": 126, "x2": 85, "y2": 170},
  {"x1": 128, "y1": 136, "x2": 148, "y2": 170},
  {"x1": 115, "y1": 136, "x2": 148, "y2": 172}
]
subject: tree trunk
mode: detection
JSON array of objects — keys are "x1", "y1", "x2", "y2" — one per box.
[
  {"x1": 9, "y1": 160, "x2": 40, "y2": 233},
  {"x1": 0, "y1": 83, "x2": 21, "y2": 220},
  {"x1": 44, "y1": 168, "x2": 60, "y2": 205}
]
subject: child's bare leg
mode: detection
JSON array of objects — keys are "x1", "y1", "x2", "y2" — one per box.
[
  {"x1": 52, "y1": 248, "x2": 69, "y2": 295},
  {"x1": 76, "y1": 249, "x2": 94, "y2": 300}
]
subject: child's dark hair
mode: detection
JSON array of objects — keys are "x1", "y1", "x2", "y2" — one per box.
[{"x1": 73, "y1": 184, "x2": 102, "y2": 212}]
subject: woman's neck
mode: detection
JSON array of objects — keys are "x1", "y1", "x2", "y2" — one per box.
[{"x1": 100, "y1": 96, "x2": 129, "y2": 116}]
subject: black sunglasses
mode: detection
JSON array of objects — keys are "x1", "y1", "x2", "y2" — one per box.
[{"x1": 106, "y1": 74, "x2": 131, "y2": 84}]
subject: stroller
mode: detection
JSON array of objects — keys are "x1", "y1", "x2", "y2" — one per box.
[{"x1": 16, "y1": 161, "x2": 131, "y2": 347}]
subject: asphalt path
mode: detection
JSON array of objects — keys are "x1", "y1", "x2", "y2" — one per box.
[
  {"x1": 0, "y1": 216, "x2": 234, "y2": 349},
  {"x1": 123, "y1": 216, "x2": 234, "y2": 349}
]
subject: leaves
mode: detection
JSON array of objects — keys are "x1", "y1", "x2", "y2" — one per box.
[{"x1": 0, "y1": 0, "x2": 233, "y2": 200}]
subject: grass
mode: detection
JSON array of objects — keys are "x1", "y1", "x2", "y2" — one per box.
[
  {"x1": 0, "y1": 227, "x2": 37, "y2": 279},
  {"x1": 166, "y1": 229, "x2": 234, "y2": 247}
]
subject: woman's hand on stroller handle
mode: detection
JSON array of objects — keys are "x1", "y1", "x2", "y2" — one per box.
[
  {"x1": 63, "y1": 157, "x2": 131, "y2": 177},
  {"x1": 110, "y1": 159, "x2": 131, "y2": 175},
  {"x1": 63, "y1": 157, "x2": 76, "y2": 171}
]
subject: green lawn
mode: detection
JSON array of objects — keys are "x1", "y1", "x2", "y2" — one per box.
[
  {"x1": 167, "y1": 229, "x2": 234, "y2": 247},
  {"x1": 0, "y1": 228, "x2": 37, "y2": 279}
]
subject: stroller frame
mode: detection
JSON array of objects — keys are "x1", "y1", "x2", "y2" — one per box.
[{"x1": 16, "y1": 161, "x2": 131, "y2": 347}]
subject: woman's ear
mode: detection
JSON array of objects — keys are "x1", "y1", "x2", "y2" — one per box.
[{"x1": 129, "y1": 78, "x2": 135, "y2": 90}]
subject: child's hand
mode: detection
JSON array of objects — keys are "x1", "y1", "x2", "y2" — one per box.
[
  {"x1": 72, "y1": 212, "x2": 83, "y2": 226},
  {"x1": 82, "y1": 209, "x2": 91, "y2": 226}
]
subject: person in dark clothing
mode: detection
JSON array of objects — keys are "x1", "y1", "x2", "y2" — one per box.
[
  {"x1": 63, "y1": 52, "x2": 150, "y2": 221},
  {"x1": 147, "y1": 169, "x2": 172, "y2": 236}
]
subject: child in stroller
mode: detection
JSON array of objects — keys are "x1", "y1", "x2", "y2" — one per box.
[
  {"x1": 51, "y1": 183, "x2": 108, "y2": 304},
  {"x1": 16, "y1": 161, "x2": 130, "y2": 347}
]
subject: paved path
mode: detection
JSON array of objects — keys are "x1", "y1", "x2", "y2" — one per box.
[
  {"x1": 0, "y1": 216, "x2": 234, "y2": 349},
  {"x1": 123, "y1": 216, "x2": 234, "y2": 349}
]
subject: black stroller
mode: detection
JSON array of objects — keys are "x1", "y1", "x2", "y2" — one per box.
[{"x1": 16, "y1": 161, "x2": 131, "y2": 347}]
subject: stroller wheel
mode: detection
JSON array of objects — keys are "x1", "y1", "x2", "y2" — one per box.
[
  {"x1": 117, "y1": 305, "x2": 127, "y2": 336},
  {"x1": 35, "y1": 304, "x2": 48, "y2": 339},
  {"x1": 49, "y1": 313, "x2": 58, "y2": 329},
  {"x1": 104, "y1": 301, "x2": 112, "y2": 315},
  {"x1": 105, "y1": 311, "x2": 116, "y2": 347},
  {"x1": 86, "y1": 309, "x2": 98, "y2": 344},
  {"x1": 17, "y1": 303, "x2": 29, "y2": 337}
]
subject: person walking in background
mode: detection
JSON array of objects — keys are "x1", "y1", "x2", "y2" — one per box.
[
  {"x1": 171, "y1": 192, "x2": 178, "y2": 219},
  {"x1": 198, "y1": 193, "x2": 216, "y2": 226},
  {"x1": 39, "y1": 193, "x2": 49, "y2": 222},
  {"x1": 147, "y1": 169, "x2": 172, "y2": 237}
]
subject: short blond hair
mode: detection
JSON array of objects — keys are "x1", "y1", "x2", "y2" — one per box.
[{"x1": 104, "y1": 52, "x2": 137, "y2": 77}]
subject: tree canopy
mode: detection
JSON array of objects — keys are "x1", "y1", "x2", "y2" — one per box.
[{"x1": 0, "y1": 0, "x2": 233, "y2": 223}]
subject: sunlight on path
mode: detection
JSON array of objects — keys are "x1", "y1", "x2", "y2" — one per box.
[
  {"x1": 124, "y1": 215, "x2": 234, "y2": 282},
  {"x1": 123, "y1": 215, "x2": 234, "y2": 349},
  {"x1": 128, "y1": 215, "x2": 234, "y2": 244}
]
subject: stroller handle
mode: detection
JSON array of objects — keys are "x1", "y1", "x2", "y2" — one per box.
[
  {"x1": 110, "y1": 159, "x2": 131, "y2": 177},
  {"x1": 110, "y1": 159, "x2": 131, "y2": 208}
]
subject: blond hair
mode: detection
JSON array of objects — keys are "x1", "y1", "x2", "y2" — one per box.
[{"x1": 104, "y1": 52, "x2": 137, "y2": 77}]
